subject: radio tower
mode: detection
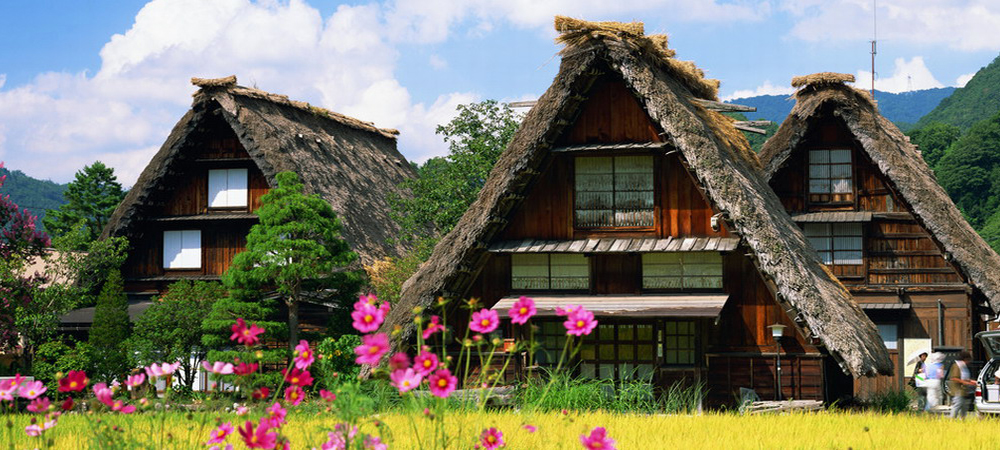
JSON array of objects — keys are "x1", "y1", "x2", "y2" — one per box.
[{"x1": 870, "y1": 0, "x2": 877, "y2": 99}]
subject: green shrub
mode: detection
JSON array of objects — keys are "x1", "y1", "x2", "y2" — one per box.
[
  {"x1": 31, "y1": 340, "x2": 92, "y2": 393},
  {"x1": 314, "y1": 335, "x2": 363, "y2": 389},
  {"x1": 866, "y1": 388, "x2": 913, "y2": 413}
]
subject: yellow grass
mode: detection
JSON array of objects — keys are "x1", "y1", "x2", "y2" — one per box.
[{"x1": 5, "y1": 409, "x2": 1000, "y2": 449}]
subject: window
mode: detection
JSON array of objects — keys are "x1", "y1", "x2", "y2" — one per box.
[
  {"x1": 876, "y1": 323, "x2": 898, "y2": 350},
  {"x1": 580, "y1": 322, "x2": 657, "y2": 380},
  {"x1": 642, "y1": 252, "x2": 723, "y2": 289},
  {"x1": 804, "y1": 223, "x2": 863, "y2": 265},
  {"x1": 808, "y1": 149, "x2": 852, "y2": 203},
  {"x1": 574, "y1": 155, "x2": 654, "y2": 228},
  {"x1": 663, "y1": 320, "x2": 696, "y2": 365},
  {"x1": 208, "y1": 168, "x2": 248, "y2": 208},
  {"x1": 511, "y1": 253, "x2": 589, "y2": 290},
  {"x1": 163, "y1": 230, "x2": 201, "y2": 269}
]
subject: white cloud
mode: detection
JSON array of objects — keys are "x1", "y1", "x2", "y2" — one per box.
[
  {"x1": 955, "y1": 72, "x2": 976, "y2": 88},
  {"x1": 429, "y1": 54, "x2": 447, "y2": 70},
  {"x1": 0, "y1": 0, "x2": 475, "y2": 184},
  {"x1": 855, "y1": 56, "x2": 943, "y2": 94},
  {"x1": 721, "y1": 80, "x2": 795, "y2": 101},
  {"x1": 782, "y1": 0, "x2": 1000, "y2": 52}
]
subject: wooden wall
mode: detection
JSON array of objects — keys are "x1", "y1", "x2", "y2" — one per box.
[
  {"x1": 557, "y1": 77, "x2": 662, "y2": 145},
  {"x1": 122, "y1": 222, "x2": 252, "y2": 279},
  {"x1": 768, "y1": 116, "x2": 965, "y2": 289},
  {"x1": 706, "y1": 355, "x2": 825, "y2": 405}
]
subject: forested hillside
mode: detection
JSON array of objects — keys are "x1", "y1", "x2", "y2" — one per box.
[
  {"x1": 917, "y1": 54, "x2": 1000, "y2": 130},
  {"x1": 0, "y1": 167, "x2": 67, "y2": 231},
  {"x1": 730, "y1": 87, "x2": 955, "y2": 127}
]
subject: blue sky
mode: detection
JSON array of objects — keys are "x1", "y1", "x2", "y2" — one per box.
[{"x1": 1, "y1": 0, "x2": 998, "y2": 185}]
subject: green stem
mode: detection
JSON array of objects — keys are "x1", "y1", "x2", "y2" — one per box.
[{"x1": 535, "y1": 334, "x2": 574, "y2": 408}]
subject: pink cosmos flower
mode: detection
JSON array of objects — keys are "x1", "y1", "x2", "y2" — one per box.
[
  {"x1": 356, "y1": 293, "x2": 378, "y2": 308},
  {"x1": 469, "y1": 308, "x2": 500, "y2": 334},
  {"x1": 263, "y1": 402, "x2": 287, "y2": 428},
  {"x1": 413, "y1": 351, "x2": 439, "y2": 377},
  {"x1": 580, "y1": 427, "x2": 616, "y2": 450},
  {"x1": 564, "y1": 307, "x2": 598, "y2": 336},
  {"x1": 390, "y1": 368, "x2": 423, "y2": 394},
  {"x1": 282, "y1": 368, "x2": 313, "y2": 387},
  {"x1": 480, "y1": 428, "x2": 505, "y2": 450},
  {"x1": 252, "y1": 387, "x2": 270, "y2": 400},
  {"x1": 111, "y1": 399, "x2": 136, "y2": 414},
  {"x1": 18, "y1": 381, "x2": 46, "y2": 400},
  {"x1": 320, "y1": 389, "x2": 336, "y2": 402},
  {"x1": 239, "y1": 420, "x2": 277, "y2": 449},
  {"x1": 365, "y1": 436, "x2": 387, "y2": 450},
  {"x1": 209, "y1": 445, "x2": 234, "y2": 450},
  {"x1": 93, "y1": 382, "x2": 114, "y2": 406},
  {"x1": 351, "y1": 303, "x2": 385, "y2": 334},
  {"x1": 202, "y1": 361, "x2": 236, "y2": 375},
  {"x1": 523, "y1": 424, "x2": 537, "y2": 433},
  {"x1": 0, "y1": 380, "x2": 15, "y2": 402},
  {"x1": 508, "y1": 296, "x2": 536, "y2": 325},
  {"x1": 354, "y1": 333, "x2": 389, "y2": 366},
  {"x1": 388, "y1": 352, "x2": 410, "y2": 371},
  {"x1": 234, "y1": 362, "x2": 259, "y2": 376},
  {"x1": 207, "y1": 422, "x2": 234, "y2": 445},
  {"x1": 236, "y1": 406, "x2": 250, "y2": 416},
  {"x1": 57, "y1": 370, "x2": 88, "y2": 393},
  {"x1": 230, "y1": 318, "x2": 266, "y2": 346},
  {"x1": 126, "y1": 373, "x2": 146, "y2": 388},
  {"x1": 427, "y1": 368, "x2": 457, "y2": 398},
  {"x1": 284, "y1": 386, "x2": 305, "y2": 406},
  {"x1": 422, "y1": 315, "x2": 445, "y2": 340},
  {"x1": 26, "y1": 397, "x2": 50, "y2": 413},
  {"x1": 145, "y1": 361, "x2": 181, "y2": 379},
  {"x1": 25, "y1": 424, "x2": 42, "y2": 437},
  {"x1": 555, "y1": 305, "x2": 579, "y2": 316},
  {"x1": 293, "y1": 340, "x2": 315, "y2": 369}
]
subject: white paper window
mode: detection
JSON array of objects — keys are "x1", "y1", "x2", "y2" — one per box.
[
  {"x1": 877, "y1": 323, "x2": 898, "y2": 350},
  {"x1": 808, "y1": 149, "x2": 853, "y2": 201},
  {"x1": 163, "y1": 230, "x2": 201, "y2": 269},
  {"x1": 804, "y1": 223, "x2": 863, "y2": 265},
  {"x1": 575, "y1": 156, "x2": 654, "y2": 228},
  {"x1": 642, "y1": 252, "x2": 723, "y2": 289},
  {"x1": 511, "y1": 253, "x2": 589, "y2": 290},
  {"x1": 208, "y1": 168, "x2": 248, "y2": 208}
]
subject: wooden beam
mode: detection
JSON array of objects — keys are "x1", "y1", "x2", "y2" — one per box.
[
  {"x1": 692, "y1": 98, "x2": 756, "y2": 112},
  {"x1": 734, "y1": 123, "x2": 768, "y2": 134},
  {"x1": 508, "y1": 100, "x2": 537, "y2": 108},
  {"x1": 735, "y1": 120, "x2": 772, "y2": 127}
]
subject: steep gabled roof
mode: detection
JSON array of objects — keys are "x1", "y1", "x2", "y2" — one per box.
[
  {"x1": 102, "y1": 76, "x2": 415, "y2": 263},
  {"x1": 760, "y1": 73, "x2": 1000, "y2": 313},
  {"x1": 384, "y1": 18, "x2": 891, "y2": 377}
]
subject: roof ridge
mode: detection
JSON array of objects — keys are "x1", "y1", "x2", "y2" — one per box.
[{"x1": 191, "y1": 75, "x2": 399, "y2": 139}]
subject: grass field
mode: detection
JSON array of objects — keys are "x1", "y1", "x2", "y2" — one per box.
[{"x1": 4, "y1": 409, "x2": 1000, "y2": 449}]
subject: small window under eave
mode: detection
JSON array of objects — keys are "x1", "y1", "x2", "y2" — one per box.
[{"x1": 208, "y1": 168, "x2": 248, "y2": 208}]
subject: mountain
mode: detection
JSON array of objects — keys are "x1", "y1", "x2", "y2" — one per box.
[
  {"x1": 729, "y1": 87, "x2": 956, "y2": 128},
  {"x1": 917, "y1": 54, "x2": 1000, "y2": 130},
  {"x1": 0, "y1": 167, "x2": 68, "y2": 232}
]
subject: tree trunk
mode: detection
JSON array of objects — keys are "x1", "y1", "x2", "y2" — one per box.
[{"x1": 288, "y1": 298, "x2": 299, "y2": 352}]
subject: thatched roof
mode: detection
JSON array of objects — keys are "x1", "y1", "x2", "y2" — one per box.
[
  {"x1": 760, "y1": 74, "x2": 1000, "y2": 313},
  {"x1": 383, "y1": 19, "x2": 891, "y2": 377},
  {"x1": 102, "y1": 76, "x2": 415, "y2": 264}
]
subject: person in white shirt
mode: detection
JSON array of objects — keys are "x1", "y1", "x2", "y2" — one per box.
[{"x1": 924, "y1": 352, "x2": 945, "y2": 411}]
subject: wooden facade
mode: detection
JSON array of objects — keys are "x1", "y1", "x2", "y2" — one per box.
[
  {"x1": 768, "y1": 115, "x2": 983, "y2": 397},
  {"x1": 459, "y1": 78, "x2": 841, "y2": 406},
  {"x1": 121, "y1": 117, "x2": 264, "y2": 295}
]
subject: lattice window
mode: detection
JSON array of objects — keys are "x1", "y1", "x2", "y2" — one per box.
[
  {"x1": 579, "y1": 322, "x2": 657, "y2": 380},
  {"x1": 662, "y1": 320, "x2": 696, "y2": 366},
  {"x1": 808, "y1": 149, "x2": 853, "y2": 203},
  {"x1": 574, "y1": 155, "x2": 654, "y2": 228},
  {"x1": 511, "y1": 253, "x2": 589, "y2": 290},
  {"x1": 641, "y1": 252, "x2": 723, "y2": 289},
  {"x1": 804, "y1": 223, "x2": 863, "y2": 265}
]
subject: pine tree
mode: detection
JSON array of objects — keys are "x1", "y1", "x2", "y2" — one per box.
[
  {"x1": 43, "y1": 161, "x2": 126, "y2": 246},
  {"x1": 223, "y1": 171, "x2": 363, "y2": 349},
  {"x1": 87, "y1": 269, "x2": 131, "y2": 381}
]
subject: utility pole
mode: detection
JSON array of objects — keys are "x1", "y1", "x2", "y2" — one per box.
[{"x1": 870, "y1": 0, "x2": 877, "y2": 99}]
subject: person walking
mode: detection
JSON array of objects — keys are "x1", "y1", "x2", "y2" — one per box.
[
  {"x1": 925, "y1": 352, "x2": 944, "y2": 412},
  {"x1": 948, "y1": 351, "x2": 976, "y2": 419},
  {"x1": 912, "y1": 352, "x2": 928, "y2": 410}
]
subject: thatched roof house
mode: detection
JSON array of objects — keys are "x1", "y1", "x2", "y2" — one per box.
[
  {"x1": 760, "y1": 74, "x2": 1000, "y2": 314},
  {"x1": 384, "y1": 18, "x2": 891, "y2": 378},
  {"x1": 102, "y1": 76, "x2": 415, "y2": 265}
]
